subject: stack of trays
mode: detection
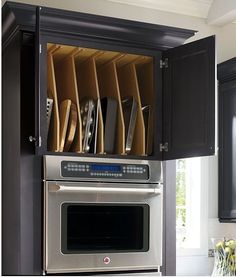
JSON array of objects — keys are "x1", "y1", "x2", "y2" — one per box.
[{"x1": 47, "y1": 44, "x2": 154, "y2": 156}]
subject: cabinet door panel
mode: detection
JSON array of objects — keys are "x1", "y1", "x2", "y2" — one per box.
[
  {"x1": 219, "y1": 80, "x2": 236, "y2": 221},
  {"x1": 163, "y1": 36, "x2": 215, "y2": 160}
]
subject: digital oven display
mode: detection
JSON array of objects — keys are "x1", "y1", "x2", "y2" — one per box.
[{"x1": 91, "y1": 164, "x2": 121, "y2": 172}]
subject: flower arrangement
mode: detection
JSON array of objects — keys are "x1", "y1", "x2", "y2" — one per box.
[{"x1": 212, "y1": 238, "x2": 236, "y2": 276}]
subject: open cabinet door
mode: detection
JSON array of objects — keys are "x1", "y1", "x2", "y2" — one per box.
[{"x1": 163, "y1": 36, "x2": 215, "y2": 160}]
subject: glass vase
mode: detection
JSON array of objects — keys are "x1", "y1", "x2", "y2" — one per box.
[{"x1": 211, "y1": 238, "x2": 236, "y2": 276}]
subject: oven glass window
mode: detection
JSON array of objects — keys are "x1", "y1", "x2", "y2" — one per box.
[{"x1": 61, "y1": 204, "x2": 149, "y2": 254}]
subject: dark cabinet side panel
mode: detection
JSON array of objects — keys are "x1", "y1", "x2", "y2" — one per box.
[
  {"x1": 2, "y1": 32, "x2": 21, "y2": 275},
  {"x1": 20, "y1": 33, "x2": 43, "y2": 274},
  {"x1": 2, "y1": 31, "x2": 43, "y2": 275},
  {"x1": 163, "y1": 36, "x2": 215, "y2": 160},
  {"x1": 219, "y1": 80, "x2": 236, "y2": 221}
]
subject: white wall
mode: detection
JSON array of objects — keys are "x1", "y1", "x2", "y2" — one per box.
[
  {"x1": 177, "y1": 156, "x2": 236, "y2": 276},
  {"x1": 2, "y1": 0, "x2": 236, "y2": 275},
  {"x1": 2, "y1": 0, "x2": 236, "y2": 63}
]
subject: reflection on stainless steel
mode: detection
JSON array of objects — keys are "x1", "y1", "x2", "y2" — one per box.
[
  {"x1": 80, "y1": 98, "x2": 96, "y2": 153},
  {"x1": 49, "y1": 184, "x2": 161, "y2": 194},
  {"x1": 46, "y1": 97, "x2": 53, "y2": 136},
  {"x1": 122, "y1": 97, "x2": 138, "y2": 154}
]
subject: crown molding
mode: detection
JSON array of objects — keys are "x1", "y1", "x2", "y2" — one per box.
[{"x1": 2, "y1": 1, "x2": 196, "y2": 51}]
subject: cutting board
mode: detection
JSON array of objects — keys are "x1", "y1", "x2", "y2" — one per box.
[{"x1": 64, "y1": 102, "x2": 77, "y2": 152}]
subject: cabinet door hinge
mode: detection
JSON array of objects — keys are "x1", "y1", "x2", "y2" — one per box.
[
  {"x1": 39, "y1": 44, "x2": 42, "y2": 54},
  {"x1": 160, "y1": 58, "x2": 168, "y2": 68},
  {"x1": 160, "y1": 142, "x2": 168, "y2": 152}
]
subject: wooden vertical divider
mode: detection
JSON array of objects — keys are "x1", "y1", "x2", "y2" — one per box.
[
  {"x1": 117, "y1": 62, "x2": 145, "y2": 156},
  {"x1": 96, "y1": 61, "x2": 125, "y2": 155},
  {"x1": 135, "y1": 60, "x2": 154, "y2": 155},
  {"x1": 75, "y1": 54, "x2": 104, "y2": 154},
  {"x1": 54, "y1": 47, "x2": 83, "y2": 152},
  {"x1": 92, "y1": 57, "x2": 104, "y2": 154},
  {"x1": 47, "y1": 45, "x2": 60, "y2": 152}
]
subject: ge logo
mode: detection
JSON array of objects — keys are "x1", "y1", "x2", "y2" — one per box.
[{"x1": 103, "y1": 256, "x2": 111, "y2": 265}]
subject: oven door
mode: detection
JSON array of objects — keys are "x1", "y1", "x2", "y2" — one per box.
[{"x1": 44, "y1": 182, "x2": 163, "y2": 274}]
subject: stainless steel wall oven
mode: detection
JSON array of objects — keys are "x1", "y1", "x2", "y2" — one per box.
[{"x1": 44, "y1": 156, "x2": 163, "y2": 274}]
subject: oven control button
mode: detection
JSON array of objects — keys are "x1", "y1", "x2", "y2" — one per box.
[{"x1": 103, "y1": 256, "x2": 111, "y2": 265}]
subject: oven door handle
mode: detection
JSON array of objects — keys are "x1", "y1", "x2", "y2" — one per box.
[{"x1": 49, "y1": 184, "x2": 161, "y2": 195}]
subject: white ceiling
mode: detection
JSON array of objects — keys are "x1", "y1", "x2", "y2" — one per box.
[{"x1": 107, "y1": 0, "x2": 236, "y2": 25}]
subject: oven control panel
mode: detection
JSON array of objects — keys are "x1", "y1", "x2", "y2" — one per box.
[{"x1": 61, "y1": 161, "x2": 149, "y2": 180}]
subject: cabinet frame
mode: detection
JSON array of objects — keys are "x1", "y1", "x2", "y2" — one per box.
[
  {"x1": 40, "y1": 33, "x2": 163, "y2": 159},
  {"x1": 3, "y1": 2, "x2": 215, "y2": 161},
  {"x1": 2, "y1": 1, "x2": 198, "y2": 162},
  {"x1": 218, "y1": 57, "x2": 236, "y2": 222},
  {"x1": 2, "y1": 2, "x2": 216, "y2": 275}
]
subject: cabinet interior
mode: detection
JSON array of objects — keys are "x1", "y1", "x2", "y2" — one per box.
[{"x1": 47, "y1": 43, "x2": 154, "y2": 156}]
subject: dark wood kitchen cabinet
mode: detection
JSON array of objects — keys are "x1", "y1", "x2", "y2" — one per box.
[
  {"x1": 2, "y1": 1, "x2": 216, "y2": 275},
  {"x1": 218, "y1": 57, "x2": 236, "y2": 222}
]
